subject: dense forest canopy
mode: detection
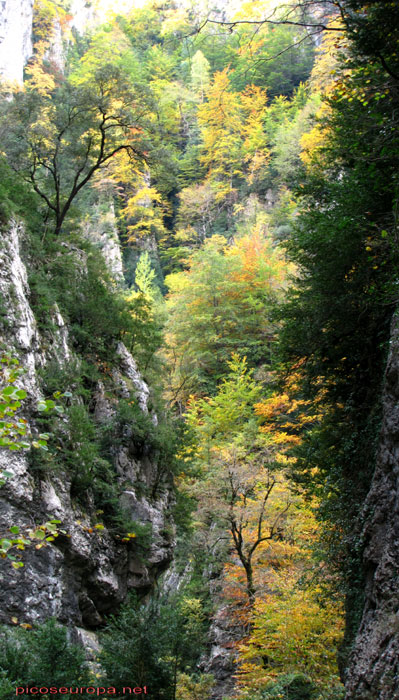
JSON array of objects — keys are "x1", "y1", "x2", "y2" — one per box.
[{"x1": 0, "y1": 0, "x2": 398, "y2": 699}]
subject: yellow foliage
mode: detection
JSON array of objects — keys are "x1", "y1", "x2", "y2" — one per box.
[
  {"x1": 33, "y1": 0, "x2": 68, "y2": 45},
  {"x1": 300, "y1": 124, "x2": 328, "y2": 168},
  {"x1": 309, "y1": 18, "x2": 349, "y2": 93},
  {"x1": 198, "y1": 72, "x2": 269, "y2": 191},
  {"x1": 198, "y1": 69, "x2": 243, "y2": 182},
  {"x1": 236, "y1": 569, "x2": 343, "y2": 693},
  {"x1": 70, "y1": 25, "x2": 132, "y2": 87},
  {"x1": 160, "y1": 7, "x2": 190, "y2": 37},
  {"x1": 240, "y1": 86, "x2": 270, "y2": 183},
  {"x1": 176, "y1": 673, "x2": 215, "y2": 700},
  {"x1": 25, "y1": 54, "x2": 56, "y2": 96},
  {"x1": 300, "y1": 18, "x2": 352, "y2": 171}
]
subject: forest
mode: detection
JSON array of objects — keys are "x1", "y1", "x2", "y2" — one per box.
[{"x1": 0, "y1": 0, "x2": 398, "y2": 699}]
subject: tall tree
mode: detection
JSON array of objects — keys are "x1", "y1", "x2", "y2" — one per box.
[
  {"x1": 164, "y1": 231, "x2": 289, "y2": 403},
  {"x1": 0, "y1": 49, "x2": 150, "y2": 237},
  {"x1": 279, "y1": 0, "x2": 399, "y2": 666}
]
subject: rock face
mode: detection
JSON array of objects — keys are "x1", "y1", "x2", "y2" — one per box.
[
  {"x1": 0, "y1": 0, "x2": 105, "y2": 83},
  {"x1": 0, "y1": 220, "x2": 175, "y2": 629},
  {"x1": 0, "y1": 0, "x2": 33, "y2": 82},
  {"x1": 81, "y1": 201, "x2": 124, "y2": 284},
  {"x1": 204, "y1": 600, "x2": 237, "y2": 700},
  {"x1": 70, "y1": 0, "x2": 98, "y2": 34},
  {"x1": 345, "y1": 311, "x2": 399, "y2": 700}
]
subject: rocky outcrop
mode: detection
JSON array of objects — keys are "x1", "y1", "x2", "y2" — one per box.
[
  {"x1": 70, "y1": 0, "x2": 98, "y2": 35},
  {"x1": 81, "y1": 201, "x2": 124, "y2": 284},
  {"x1": 0, "y1": 0, "x2": 103, "y2": 84},
  {"x1": 0, "y1": 220, "x2": 175, "y2": 629},
  {"x1": 204, "y1": 600, "x2": 237, "y2": 700},
  {"x1": 0, "y1": 0, "x2": 33, "y2": 83},
  {"x1": 345, "y1": 311, "x2": 399, "y2": 700},
  {"x1": 200, "y1": 565, "x2": 243, "y2": 700},
  {"x1": 70, "y1": 1, "x2": 135, "y2": 34}
]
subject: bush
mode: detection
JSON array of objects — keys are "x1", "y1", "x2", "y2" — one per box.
[
  {"x1": 100, "y1": 595, "x2": 174, "y2": 699},
  {"x1": 259, "y1": 673, "x2": 317, "y2": 700},
  {"x1": 100, "y1": 592, "x2": 208, "y2": 700},
  {"x1": 0, "y1": 157, "x2": 41, "y2": 228},
  {"x1": 317, "y1": 687, "x2": 345, "y2": 700},
  {"x1": 27, "y1": 231, "x2": 159, "y2": 368},
  {"x1": 66, "y1": 255, "x2": 135, "y2": 360},
  {"x1": 102, "y1": 399, "x2": 156, "y2": 456},
  {"x1": 176, "y1": 672, "x2": 215, "y2": 700},
  {"x1": 38, "y1": 359, "x2": 95, "y2": 403},
  {"x1": 0, "y1": 619, "x2": 89, "y2": 698}
]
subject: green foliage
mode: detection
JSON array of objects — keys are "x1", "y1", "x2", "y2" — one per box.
[
  {"x1": 0, "y1": 355, "x2": 67, "y2": 566},
  {"x1": 112, "y1": 514, "x2": 153, "y2": 552},
  {"x1": 31, "y1": 399, "x2": 135, "y2": 535},
  {"x1": 31, "y1": 377, "x2": 183, "y2": 547},
  {"x1": 0, "y1": 519, "x2": 63, "y2": 569},
  {"x1": 341, "y1": 1, "x2": 399, "y2": 80},
  {"x1": 317, "y1": 688, "x2": 345, "y2": 700},
  {"x1": 170, "y1": 485, "x2": 197, "y2": 538},
  {"x1": 100, "y1": 596, "x2": 173, "y2": 698},
  {"x1": 187, "y1": 353, "x2": 261, "y2": 447},
  {"x1": 0, "y1": 354, "x2": 63, "y2": 456},
  {"x1": 0, "y1": 356, "x2": 30, "y2": 456},
  {"x1": 66, "y1": 404, "x2": 108, "y2": 492},
  {"x1": 164, "y1": 232, "x2": 288, "y2": 401},
  {"x1": 227, "y1": 23, "x2": 314, "y2": 98},
  {"x1": 100, "y1": 592, "x2": 208, "y2": 700},
  {"x1": 258, "y1": 673, "x2": 317, "y2": 700},
  {"x1": 125, "y1": 251, "x2": 165, "y2": 372},
  {"x1": 104, "y1": 398, "x2": 155, "y2": 453},
  {"x1": 278, "y1": 0, "x2": 399, "y2": 668},
  {"x1": 135, "y1": 251, "x2": 157, "y2": 297},
  {"x1": 1, "y1": 51, "x2": 150, "y2": 237},
  {"x1": 38, "y1": 358, "x2": 95, "y2": 403},
  {"x1": 190, "y1": 50, "x2": 210, "y2": 99},
  {"x1": 27, "y1": 233, "x2": 158, "y2": 367},
  {"x1": 3, "y1": 3, "x2": 389, "y2": 695},
  {"x1": 0, "y1": 619, "x2": 89, "y2": 697},
  {"x1": 64, "y1": 254, "x2": 136, "y2": 361},
  {"x1": 0, "y1": 158, "x2": 41, "y2": 228},
  {"x1": 176, "y1": 672, "x2": 215, "y2": 700}
]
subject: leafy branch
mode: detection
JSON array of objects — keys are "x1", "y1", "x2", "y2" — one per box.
[{"x1": 0, "y1": 355, "x2": 67, "y2": 567}]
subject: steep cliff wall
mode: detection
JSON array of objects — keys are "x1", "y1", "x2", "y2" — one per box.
[
  {"x1": 0, "y1": 0, "x2": 33, "y2": 83},
  {"x1": 0, "y1": 0, "x2": 105, "y2": 83},
  {"x1": 0, "y1": 220, "x2": 175, "y2": 631},
  {"x1": 345, "y1": 311, "x2": 399, "y2": 700},
  {"x1": 70, "y1": 0, "x2": 97, "y2": 34}
]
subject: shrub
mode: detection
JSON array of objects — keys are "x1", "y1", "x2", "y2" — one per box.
[
  {"x1": 0, "y1": 619, "x2": 89, "y2": 698},
  {"x1": 259, "y1": 673, "x2": 317, "y2": 700},
  {"x1": 27, "y1": 232, "x2": 159, "y2": 368},
  {"x1": 38, "y1": 359, "x2": 95, "y2": 403},
  {"x1": 100, "y1": 595, "x2": 174, "y2": 699},
  {"x1": 100, "y1": 592, "x2": 209, "y2": 700},
  {"x1": 0, "y1": 157, "x2": 41, "y2": 228}
]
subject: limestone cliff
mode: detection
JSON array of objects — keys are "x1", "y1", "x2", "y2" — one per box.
[
  {"x1": 0, "y1": 220, "x2": 175, "y2": 631},
  {"x1": 0, "y1": 0, "x2": 33, "y2": 83},
  {"x1": 0, "y1": 0, "x2": 105, "y2": 84},
  {"x1": 345, "y1": 311, "x2": 399, "y2": 700}
]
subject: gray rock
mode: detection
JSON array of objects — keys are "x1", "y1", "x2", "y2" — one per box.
[
  {"x1": 80, "y1": 201, "x2": 124, "y2": 284},
  {"x1": 0, "y1": 0, "x2": 33, "y2": 83},
  {"x1": 345, "y1": 311, "x2": 399, "y2": 700},
  {"x1": 0, "y1": 220, "x2": 175, "y2": 632}
]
